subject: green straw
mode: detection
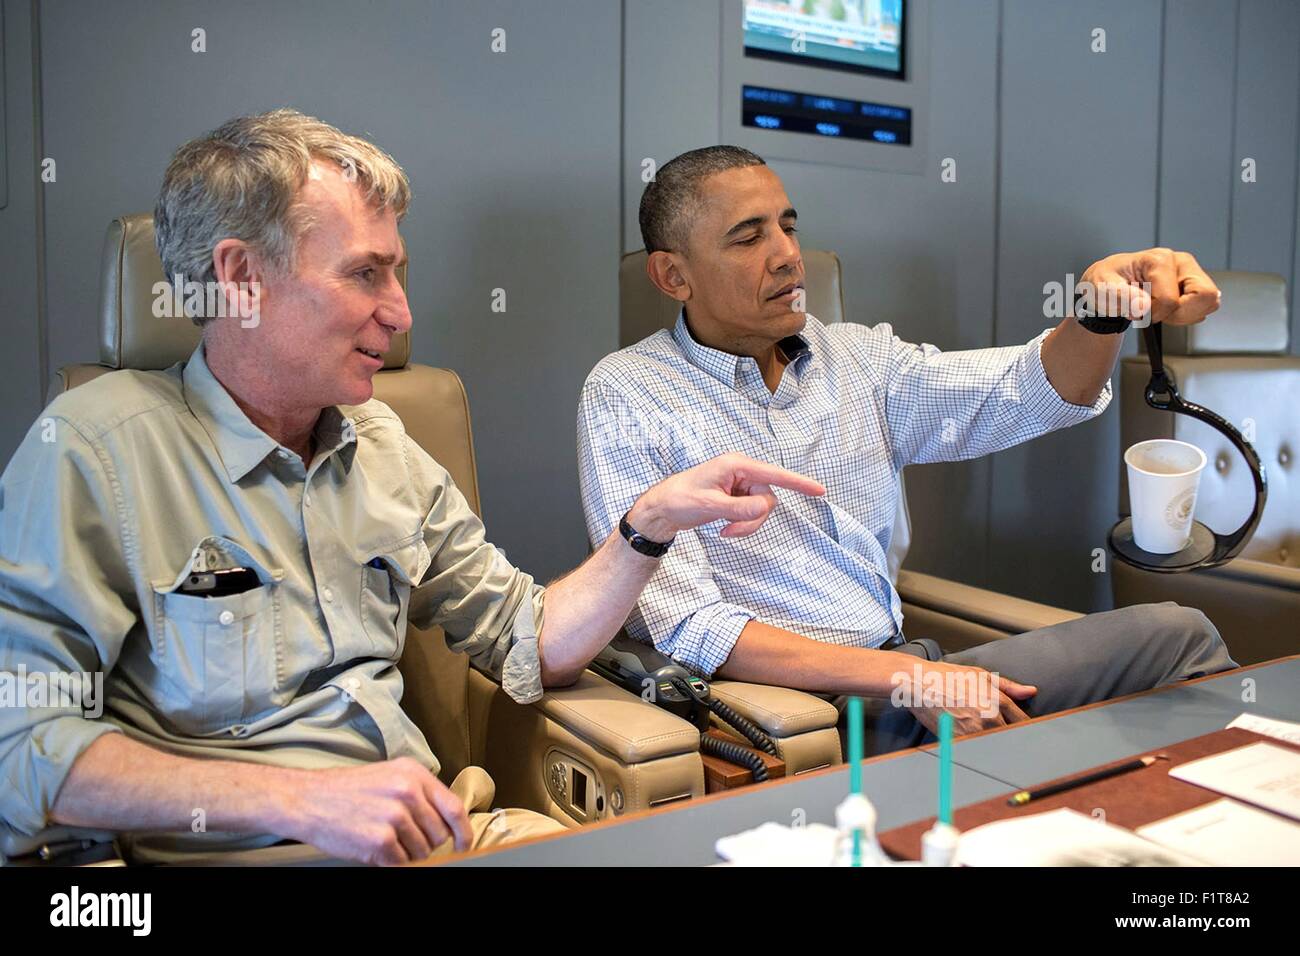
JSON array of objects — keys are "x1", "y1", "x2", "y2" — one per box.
[
  {"x1": 847, "y1": 696, "x2": 863, "y2": 866},
  {"x1": 938, "y1": 710, "x2": 953, "y2": 827}
]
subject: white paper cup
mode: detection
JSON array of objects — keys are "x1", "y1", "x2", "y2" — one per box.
[{"x1": 1124, "y1": 439, "x2": 1206, "y2": 554}]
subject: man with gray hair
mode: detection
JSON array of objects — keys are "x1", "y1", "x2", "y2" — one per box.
[{"x1": 0, "y1": 112, "x2": 825, "y2": 864}]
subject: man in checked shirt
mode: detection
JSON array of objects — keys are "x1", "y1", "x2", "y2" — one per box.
[{"x1": 578, "y1": 146, "x2": 1236, "y2": 754}]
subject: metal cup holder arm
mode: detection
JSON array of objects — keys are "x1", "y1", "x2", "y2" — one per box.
[{"x1": 1110, "y1": 324, "x2": 1268, "y2": 571}]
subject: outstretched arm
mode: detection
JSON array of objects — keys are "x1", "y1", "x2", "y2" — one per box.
[
  {"x1": 537, "y1": 453, "x2": 825, "y2": 685},
  {"x1": 1043, "y1": 247, "x2": 1220, "y2": 404}
]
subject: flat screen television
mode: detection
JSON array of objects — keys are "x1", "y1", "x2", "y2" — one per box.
[{"x1": 742, "y1": 0, "x2": 905, "y2": 79}]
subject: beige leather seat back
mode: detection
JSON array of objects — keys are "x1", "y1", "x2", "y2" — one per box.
[
  {"x1": 618, "y1": 249, "x2": 912, "y2": 578},
  {"x1": 57, "y1": 214, "x2": 475, "y2": 780},
  {"x1": 1116, "y1": 270, "x2": 1300, "y2": 663},
  {"x1": 619, "y1": 247, "x2": 849, "y2": 346}
]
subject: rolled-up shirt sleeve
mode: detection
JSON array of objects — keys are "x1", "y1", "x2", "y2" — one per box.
[
  {"x1": 1018, "y1": 328, "x2": 1113, "y2": 431},
  {"x1": 405, "y1": 440, "x2": 546, "y2": 705},
  {"x1": 858, "y1": 322, "x2": 1111, "y2": 470},
  {"x1": 577, "y1": 380, "x2": 754, "y2": 678},
  {"x1": 627, "y1": 531, "x2": 755, "y2": 678},
  {"x1": 0, "y1": 417, "x2": 132, "y2": 836}
]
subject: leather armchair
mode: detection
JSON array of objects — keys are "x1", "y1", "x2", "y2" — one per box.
[{"x1": 1112, "y1": 271, "x2": 1300, "y2": 664}]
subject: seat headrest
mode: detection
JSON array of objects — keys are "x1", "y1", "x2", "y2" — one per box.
[
  {"x1": 98, "y1": 213, "x2": 411, "y2": 370},
  {"x1": 1154, "y1": 270, "x2": 1289, "y2": 356},
  {"x1": 618, "y1": 248, "x2": 845, "y2": 346}
]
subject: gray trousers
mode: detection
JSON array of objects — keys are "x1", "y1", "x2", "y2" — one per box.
[{"x1": 855, "y1": 601, "x2": 1237, "y2": 756}]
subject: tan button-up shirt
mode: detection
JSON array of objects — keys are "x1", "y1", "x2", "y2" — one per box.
[{"x1": 0, "y1": 342, "x2": 545, "y2": 853}]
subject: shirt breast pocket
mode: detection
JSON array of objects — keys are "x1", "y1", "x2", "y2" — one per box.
[
  {"x1": 357, "y1": 534, "x2": 428, "y2": 658},
  {"x1": 150, "y1": 538, "x2": 283, "y2": 735}
]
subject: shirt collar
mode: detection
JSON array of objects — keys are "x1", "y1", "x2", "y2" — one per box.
[
  {"x1": 182, "y1": 341, "x2": 358, "y2": 482},
  {"x1": 671, "y1": 309, "x2": 813, "y2": 390}
]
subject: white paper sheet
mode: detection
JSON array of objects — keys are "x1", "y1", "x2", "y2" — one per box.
[
  {"x1": 1168, "y1": 742, "x2": 1300, "y2": 821},
  {"x1": 1226, "y1": 712, "x2": 1300, "y2": 746},
  {"x1": 714, "y1": 822, "x2": 840, "y2": 866},
  {"x1": 952, "y1": 808, "x2": 1202, "y2": 867},
  {"x1": 1137, "y1": 798, "x2": 1300, "y2": 866}
]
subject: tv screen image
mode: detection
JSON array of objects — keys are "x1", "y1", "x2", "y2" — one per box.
[{"x1": 742, "y1": 0, "x2": 905, "y2": 78}]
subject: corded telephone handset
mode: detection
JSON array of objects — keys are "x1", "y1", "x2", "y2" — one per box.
[{"x1": 591, "y1": 633, "x2": 781, "y2": 782}]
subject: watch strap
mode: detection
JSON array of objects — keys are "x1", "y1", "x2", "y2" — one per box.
[
  {"x1": 619, "y1": 511, "x2": 673, "y2": 558},
  {"x1": 1074, "y1": 291, "x2": 1132, "y2": 334},
  {"x1": 1076, "y1": 313, "x2": 1131, "y2": 334}
]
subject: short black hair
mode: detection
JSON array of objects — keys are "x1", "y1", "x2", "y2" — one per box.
[{"x1": 639, "y1": 145, "x2": 766, "y2": 254}]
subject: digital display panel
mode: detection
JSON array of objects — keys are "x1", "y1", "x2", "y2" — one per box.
[
  {"x1": 743, "y1": 0, "x2": 905, "y2": 79},
  {"x1": 742, "y1": 84, "x2": 912, "y2": 145}
]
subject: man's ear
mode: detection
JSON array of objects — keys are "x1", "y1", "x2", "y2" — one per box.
[
  {"x1": 646, "y1": 250, "x2": 691, "y2": 303},
  {"x1": 210, "y1": 239, "x2": 266, "y2": 329},
  {"x1": 211, "y1": 238, "x2": 257, "y2": 286}
]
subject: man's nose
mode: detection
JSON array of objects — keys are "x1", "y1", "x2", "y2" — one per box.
[
  {"x1": 377, "y1": 277, "x2": 413, "y2": 335},
  {"x1": 770, "y1": 230, "x2": 801, "y2": 271}
]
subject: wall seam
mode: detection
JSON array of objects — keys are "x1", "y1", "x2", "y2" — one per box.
[
  {"x1": 1290, "y1": 1, "x2": 1300, "y2": 354},
  {"x1": 30, "y1": 0, "x2": 47, "y2": 406},
  {"x1": 618, "y1": 0, "x2": 626, "y2": 259},
  {"x1": 1154, "y1": 0, "x2": 1167, "y2": 246},
  {"x1": 716, "y1": 1, "x2": 724, "y2": 142},
  {"x1": 1226, "y1": 0, "x2": 1241, "y2": 268},
  {"x1": 1, "y1": 2, "x2": 9, "y2": 211},
  {"x1": 983, "y1": 0, "x2": 1004, "y2": 587}
]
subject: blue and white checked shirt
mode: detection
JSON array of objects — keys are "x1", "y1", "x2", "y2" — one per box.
[{"x1": 576, "y1": 312, "x2": 1111, "y2": 677}]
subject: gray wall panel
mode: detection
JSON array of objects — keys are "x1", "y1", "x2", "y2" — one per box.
[
  {"x1": 1, "y1": 2, "x2": 8, "y2": 209},
  {"x1": 1295, "y1": 100, "x2": 1300, "y2": 352},
  {"x1": 0, "y1": 0, "x2": 42, "y2": 462},
  {"x1": 622, "y1": 0, "x2": 722, "y2": 253},
  {"x1": 988, "y1": 0, "x2": 1163, "y2": 611},
  {"x1": 35, "y1": 0, "x2": 620, "y2": 581},
  {"x1": 1157, "y1": 0, "x2": 1236, "y2": 268},
  {"x1": 1229, "y1": 0, "x2": 1299, "y2": 349}
]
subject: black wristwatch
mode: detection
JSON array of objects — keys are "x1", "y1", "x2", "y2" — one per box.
[
  {"x1": 1073, "y1": 291, "x2": 1131, "y2": 335},
  {"x1": 619, "y1": 511, "x2": 674, "y2": 558}
]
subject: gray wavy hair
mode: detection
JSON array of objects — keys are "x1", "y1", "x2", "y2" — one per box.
[{"x1": 154, "y1": 108, "x2": 411, "y2": 326}]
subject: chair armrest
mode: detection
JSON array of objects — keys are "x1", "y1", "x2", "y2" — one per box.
[
  {"x1": 468, "y1": 669, "x2": 705, "y2": 823},
  {"x1": 897, "y1": 569, "x2": 1084, "y2": 636},
  {"x1": 530, "y1": 672, "x2": 701, "y2": 764},
  {"x1": 1200, "y1": 556, "x2": 1300, "y2": 591},
  {"x1": 708, "y1": 681, "x2": 843, "y2": 774},
  {"x1": 708, "y1": 681, "x2": 839, "y2": 738},
  {"x1": 1112, "y1": 556, "x2": 1300, "y2": 666}
]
